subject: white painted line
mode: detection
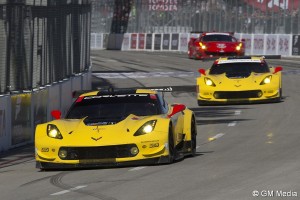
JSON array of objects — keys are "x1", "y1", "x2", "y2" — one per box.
[
  {"x1": 228, "y1": 121, "x2": 237, "y2": 127},
  {"x1": 51, "y1": 185, "x2": 87, "y2": 196},
  {"x1": 208, "y1": 133, "x2": 225, "y2": 141},
  {"x1": 129, "y1": 166, "x2": 146, "y2": 171},
  {"x1": 234, "y1": 110, "x2": 242, "y2": 115}
]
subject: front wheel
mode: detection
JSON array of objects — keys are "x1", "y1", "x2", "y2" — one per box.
[{"x1": 167, "y1": 126, "x2": 175, "y2": 163}]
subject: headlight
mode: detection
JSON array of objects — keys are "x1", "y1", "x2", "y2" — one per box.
[
  {"x1": 199, "y1": 42, "x2": 207, "y2": 50},
  {"x1": 236, "y1": 43, "x2": 242, "y2": 51},
  {"x1": 260, "y1": 75, "x2": 272, "y2": 85},
  {"x1": 134, "y1": 120, "x2": 157, "y2": 136},
  {"x1": 204, "y1": 77, "x2": 216, "y2": 87},
  {"x1": 47, "y1": 124, "x2": 63, "y2": 139}
]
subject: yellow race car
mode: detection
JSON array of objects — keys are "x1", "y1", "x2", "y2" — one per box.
[
  {"x1": 35, "y1": 88, "x2": 197, "y2": 170},
  {"x1": 196, "y1": 56, "x2": 283, "y2": 105}
]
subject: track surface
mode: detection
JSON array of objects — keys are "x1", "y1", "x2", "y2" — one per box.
[{"x1": 1, "y1": 51, "x2": 300, "y2": 200}]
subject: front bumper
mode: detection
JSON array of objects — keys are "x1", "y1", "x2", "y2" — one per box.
[
  {"x1": 197, "y1": 89, "x2": 281, "y2": 105},
  {"x1": 36, "y1": 156, "x2": 170, "y2": 170}
]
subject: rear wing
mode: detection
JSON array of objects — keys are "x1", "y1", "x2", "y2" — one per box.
[
  {"x1": 72, "y1": 86, "x2": 196, "y2": 98},
  {"x1": 202, "y1": 55, "x2": 282, "y2": 62}
]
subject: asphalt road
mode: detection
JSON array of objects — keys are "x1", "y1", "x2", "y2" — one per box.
[{"x1": 1, "y1": 51, "x2": 300, "y2": 200}]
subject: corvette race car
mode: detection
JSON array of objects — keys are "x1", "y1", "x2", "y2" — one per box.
[
  {"x1": 188, "y1": 32, "x2": 245, "y2": 60},
  {"x1": 35, "y1": 88, "x2": 197, "y2": 169},
  {"x1": 196, "y1": 56, "x2": 282, "y2": 105}
]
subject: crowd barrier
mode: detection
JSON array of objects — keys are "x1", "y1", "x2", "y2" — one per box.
[
  {"x1": 0, "y1": 71, "x2": 91, "y2": 152},
  {"x1": 91, "y1": 32, "x2": 300, "y2": 57}
]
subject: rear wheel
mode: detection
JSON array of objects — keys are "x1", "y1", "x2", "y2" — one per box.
[{"x1": 190, "y1": 118, "x2": 197, "y2": 156}]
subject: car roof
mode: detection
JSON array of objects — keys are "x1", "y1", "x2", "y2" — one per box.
[{"x1": 215, "y1": 56, "x2": 265, "y2": 64}]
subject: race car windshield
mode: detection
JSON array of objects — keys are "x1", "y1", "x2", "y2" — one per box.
[
  {"x1": 66, "y1": 94, "x2": 160, "y2": 122},
  {"x1": 209, "y1": 62, "x2": 270, "y2": 77},
  {"x1": 202, "y1": 35, "x2": 236, "y2": 42}
]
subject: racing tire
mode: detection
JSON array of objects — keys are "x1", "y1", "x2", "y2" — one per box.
[
  {"x1": 274, "y1": 88, "x2": 283, "y2": 103},
  {"x1": 190, "y1": 118, "x2": 197, "y2": 157},
  {"x1": 167, "y1": 125, "x2": 175, "y2": 163}
]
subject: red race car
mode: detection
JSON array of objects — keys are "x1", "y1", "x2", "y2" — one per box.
[{"x1": 188, "y1": 32, "x2": 245, "y2": 60}]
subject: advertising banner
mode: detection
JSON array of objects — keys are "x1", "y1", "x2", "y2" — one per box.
[
  {"x1": 244, "y1": 0, "x2": 299, "y2": 12},
  {"x1": 154, "y1": 34, "x2": 162, "y2": 50},
  {"x1": 163, "y1": 34, "x2": 170, "y2": 50},
  {"x1": 11, "y1": 93, "x2": 32, "y2": 145},
  {"x1": 131, "y1": 33, "x2": 137, "y2": 49},
  {"x1": 138, "y1": 33, "x2": 145, "y2": 50},
  {"x1": 278, "y1": 35, "x2": 291, "y2": 56},
  {"x1": 171, "y1": 33, "x2": 179, "y2": 50},
  {"x1": 253, "y1": 34, "x2": 265, "y2": 55},
  {"x1": 146, "y1": 34, "x2": 153, "y2": 50},
  {"x1": 179, "y1": 33, "x2": 189, "y2": 52},
  {"x1": 240, "y1": 34, "x2": 253, "y2": 55},
  {"x1": 148, "y1": 0, "x2": 178, "y2": 11},
  {"x1": 292, "y1": 35, "x2": 300, "y2": 55},
  {"x1": 265, "y1": 35, "x2": 277, "y2": 55},
  {"x1": 122, "y1": 33, "x2": 130, "y2": 51}
]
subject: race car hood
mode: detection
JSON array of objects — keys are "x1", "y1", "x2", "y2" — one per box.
[
  {"x1": 207, "y1": 72, "x2": 273, "y2": 90},
  {"x1": 42, "y1": 114, "x2": 166, "y2": 146}
]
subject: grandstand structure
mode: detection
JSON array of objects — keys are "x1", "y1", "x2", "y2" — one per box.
[{"x1": 91, "y1": 0, "x2": 300, "y2": 34}]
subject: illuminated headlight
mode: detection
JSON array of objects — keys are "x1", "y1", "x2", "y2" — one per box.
[
  {"x1": 47, "y1": 124, "x2": 63, "y2": 139},
  {"x1": 204, "y1": 77, "x2": 216, "y2": 87},
  {"x1": 134, "y1": 120, "x2": 157, "y2": 136},
  {"x1": 236, "y1": 43, "x2": 242, "y2": 51},
  {"x1": 260, "y1": 75, "x2": 272, "y2": 85},
  {"x1": 130, "y1": 147, "x2": 139, "y2": 155},
  {"x1": 58, "y1": 149, "x2": 68, "y2": 159},
  {"x1": 199, "y1": 42, "x2": 207, "y2": 50}
]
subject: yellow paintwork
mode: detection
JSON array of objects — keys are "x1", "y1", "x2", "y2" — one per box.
[
  {"x1": 196, "y1": 57, "x2": 282, "y2": 104},
  {"x1": 35, "y1": 89, "x2": 195, "y2": 167}
]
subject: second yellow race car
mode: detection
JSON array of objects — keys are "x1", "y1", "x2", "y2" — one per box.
[
  {"x1": 35, "y1": 88, "x2": 197, "y2": 170},
  {"x1": 196, "y1": 56, "x2": 282, "y2": 105}
]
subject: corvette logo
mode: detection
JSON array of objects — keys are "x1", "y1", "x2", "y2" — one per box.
[{"x1": 91, "y1": 136, "x2": 102, "y2": 141}]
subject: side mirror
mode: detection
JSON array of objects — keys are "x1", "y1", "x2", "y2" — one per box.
[
  {"x1": 51, "y1": 110, "x2": 61, "y2": 120},
  {"x1": 198, "y1": 69, "x2": 206, "y2": 76},
  {"x1": 168, "y1": 104, "x2": 186, "y2": 118},
  {"x1": 273, "y1": 66, "x2": 283, "y2": 74}
]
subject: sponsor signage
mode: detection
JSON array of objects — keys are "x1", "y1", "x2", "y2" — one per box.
[
  {"x1": 146, "y1": 34, "x2": 153, "y2": 50},
  {"x1": 292, "y1": 35, "x2": 300, "y2": 55},
  {"x1": 171, "y1": 33, "x2": 179, "y2": 50},
  {"x1": 163, "y1": 34, "x2": 170, "y2": 50},
  {"x1": 244, "y1": 0, "x2": 299, "y2": 12},
  {"x1": 138, "y1": 33, "x2": 145, "y2": 49},
  {"x1": 148, "y1": 0, "x2": 178, "y2": 11},
  {"x1": 154, "y1": 34, "x2": 162, "y2": 50},
  {"x1": 131, "y1": 33, "x2": 137, "y2": 49}
]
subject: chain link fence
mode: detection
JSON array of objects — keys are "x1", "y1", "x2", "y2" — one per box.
[
  {"x1": 0, "y1": 0, "x2": 91, "y2": 94},
  {"x1": 91, "y1": 0, "x2": 300, "y2": 34}
]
